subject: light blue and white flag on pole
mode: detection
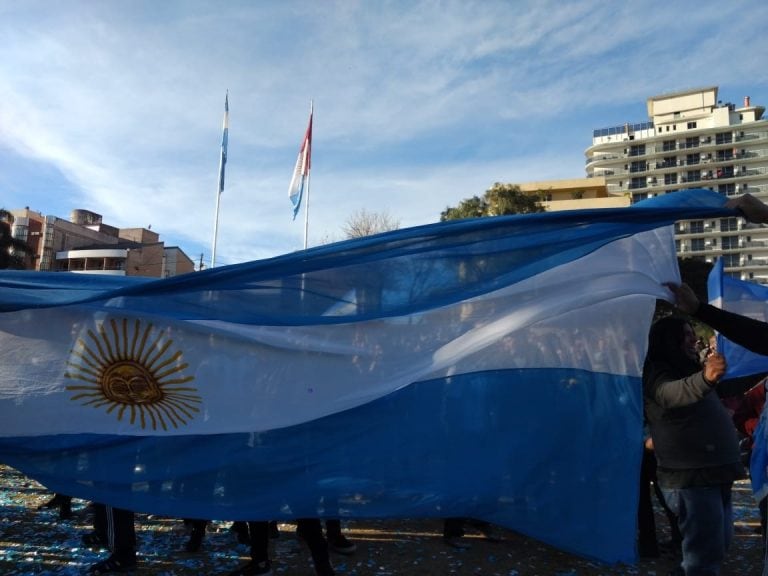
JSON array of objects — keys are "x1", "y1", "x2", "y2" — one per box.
[
  {"x1": 0, "y1": 189, "x2": 740, "y2": 563},
  {"x1": 218, "y1": 92, "x2": 229, "y2": 195}
]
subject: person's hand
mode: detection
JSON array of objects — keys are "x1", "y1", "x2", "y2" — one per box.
[
  {"x1": 725, "y1": 194, "x2": 768, "y2": 224},
  {"x1": 644, "y1": 436, "x2": 654, "y2": 451},
  {"x1": 664, "y1": 282, "x2": 700, "y2": 314},
  {"x1": 703, "y1": 352, "x2": 727, "y2": 385}
]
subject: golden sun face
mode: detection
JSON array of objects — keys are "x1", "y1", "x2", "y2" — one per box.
[{"x1": 65, "y1": 317, "x2": 201, "y2": 431}]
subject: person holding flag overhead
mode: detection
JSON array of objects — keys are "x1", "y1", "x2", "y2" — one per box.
[
  {"x1": 642, "y1": 313, "x2": 741, "y2": 576},
  {"x1": 664, "y1": 193, "x2": 768, "y2": 576}
]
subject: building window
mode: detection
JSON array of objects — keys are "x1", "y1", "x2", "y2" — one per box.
[
  {"x1": 721, "y1": 236, "x2": 739, "y2": 250},
  {"x1": 687, "y1": 122, "x2": 697, "y2": 129},
  {"x1": 718, "y1": 183, "x2": 736, "y2": 196},
  {"x1": 716, "y1": 149, "x2": 734, "y2": 162},
  {"x1": 720, "y1": 217, "x2": 738, "y2": 232},
  {"x1": 664, "y1": 173, "x2": 678, "y2": 185},
  {"x1": 722, "y1": 254, "x2": 740, "y2": 267},
  {"x1": 689, "y1": 221, "x2": 704, "y2": 234},
  {"x1": 715, "y1": 132, "x2": 733, "y2": 145},
  {"x1": 690, "y1": 238, "x2": 705, "y2": 252}
]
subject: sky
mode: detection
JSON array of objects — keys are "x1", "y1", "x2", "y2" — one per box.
[{"x1": 1, "y1": 0, "x2": 767, "y2": 268}]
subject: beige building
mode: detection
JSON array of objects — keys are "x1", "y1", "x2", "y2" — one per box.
[
  {"x1": 586, "y1": 86, "x2": 768, "y2": 283},
  {"x1": 517, "y1": 176, "x2": 629, "y2": 211},
  {"x1": 9, "y1": 208, "x2": 194, "y2": 277}
]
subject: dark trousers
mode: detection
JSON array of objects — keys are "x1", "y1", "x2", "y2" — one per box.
[
  {"x1": 297, "y1": 518, "x2": 331, "y2": 569},
  {"x1": 637, "y1": 448, "x2": 681, "y2": 556},
  {"x1": 93, "y1": 504, "x2": 136, "y2": 560},
  {"x1": 246, "y1": 521, "x2": 270, "y2": 563},
  {"x1": 325, "y1": 519, "x2": 342, "y2": 540}
]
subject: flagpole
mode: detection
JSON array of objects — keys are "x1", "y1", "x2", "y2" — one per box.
[
  {"x1": 302, "y1": 100, "x2": 313, "y2": 250},
  {"x1": 211, "y1": 91, "x2": 229, "y2": 268},
  {"x1": 212, "y1": 186, "x2": 222, "y2": 267}
]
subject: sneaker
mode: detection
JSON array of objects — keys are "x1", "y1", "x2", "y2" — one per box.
[
  {"x1": 88, "y1": 555, "x2": 137, "y2": 574},
  {"x1": 328, "y1": 534, "x2": 356, "y2": 555},
  {"x1": 444, "y1": 535, "x2": 471, "y2": 549},
  {"x1": 227, "y1": 560, "x2": 272, "y2": 576}
]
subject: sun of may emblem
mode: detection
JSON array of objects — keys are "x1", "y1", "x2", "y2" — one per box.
[{"x1": 65, "y1": 318, "x2": 201, "y2": 431}]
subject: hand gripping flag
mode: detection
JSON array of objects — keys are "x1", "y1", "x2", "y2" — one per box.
[
  {"x1": 0, "y1": 189, "x2": 741, "y2": 564},
  {"x1": 288, "y1": 105, "x2": 312, "y2": 219}
]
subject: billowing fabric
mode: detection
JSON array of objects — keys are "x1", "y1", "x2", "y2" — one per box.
[
  {"x1": 708, "y1": 258, "x2": 768, "y2": 378},
  {"x1": 0, "y1": 189, "x2": 739, "y2": 563},
  {"x1": 707, "y1": 261, "x2": 768, "y2": 501}
]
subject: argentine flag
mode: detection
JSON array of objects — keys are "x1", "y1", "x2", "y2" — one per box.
[
  {"x1": 708, "y1": 257, "x2": 768, "y2": 378},
  {"x1": 0, "y1": 189, "x2": 740, "y2": 563}
]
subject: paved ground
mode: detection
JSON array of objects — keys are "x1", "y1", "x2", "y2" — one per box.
[{"x1": 0, "y1": 465, "x2": 763, "y2": 575}]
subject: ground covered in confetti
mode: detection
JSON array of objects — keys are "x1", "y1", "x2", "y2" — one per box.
[{"x1": 0, "y1": 465, "x2": 763, "y2": 575}]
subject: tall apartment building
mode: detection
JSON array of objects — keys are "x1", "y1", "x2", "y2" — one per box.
[
  {"x1": 8, "y1": 207, "x2": 194, "y2": 277},
  {"x1": 586, "y1": 86, "x2": 768, "y2": 283}
]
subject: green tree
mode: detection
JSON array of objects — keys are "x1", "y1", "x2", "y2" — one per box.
[
  {"x1": 0, "y1": 209, "x2": 29, "y2": 269},
  {"x1": 440, "y1": 182, "x2": 544, "y2": 221}
]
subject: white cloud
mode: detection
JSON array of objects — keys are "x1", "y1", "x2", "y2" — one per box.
[{"x1": 0, "y1": 0, "x2": 767, "y2": 266}]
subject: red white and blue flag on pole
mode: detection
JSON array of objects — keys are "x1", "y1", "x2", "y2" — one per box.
[{"x1": 288, "y1": 106, "x2": 312, "y2": 220}]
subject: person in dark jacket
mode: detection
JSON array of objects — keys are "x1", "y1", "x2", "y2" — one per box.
[{"x1": 643, "y1": 315, "x2": 743, "y2": 576}]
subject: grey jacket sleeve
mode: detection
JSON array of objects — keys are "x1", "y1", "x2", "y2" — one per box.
[{"x1": 643, "y1": 361, "x2": 714, "y2": 409}]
